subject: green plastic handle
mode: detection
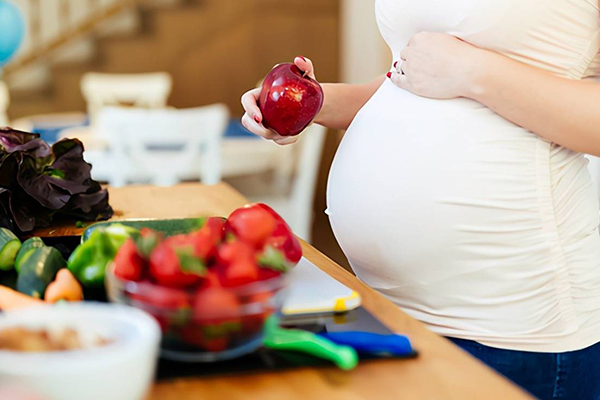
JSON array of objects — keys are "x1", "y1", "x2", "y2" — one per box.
[{"x1": 263, "y1": 316, "x2": 358, "y2": 371}]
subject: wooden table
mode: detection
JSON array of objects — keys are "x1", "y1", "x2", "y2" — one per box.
[{"x1": 103, "y1": 183, "x2": 533, "y2": 400}]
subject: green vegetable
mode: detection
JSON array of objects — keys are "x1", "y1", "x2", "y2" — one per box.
[
  {"x1": 82, "y1": 218, "x2": 205, "y2": 242},
  {"x1": 15, "y1": 237, "x2": 45, "y2": 273},
  {"x1": 0, "y1": 228, "x2": 21, "y2": 271},
  {"x1": 68, "y1": 224, "x2": 139, "y2": 287},
  {"x1": 17, "y1": 246, "x2": 66, "y2": 299}
]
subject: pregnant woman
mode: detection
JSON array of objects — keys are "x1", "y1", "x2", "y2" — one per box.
[{"x1": 242, "y1": 1, "x2": 600, "y2": 398}]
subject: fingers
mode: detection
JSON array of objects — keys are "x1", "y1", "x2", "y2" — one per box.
[
  {"x1": 274, "y1": 136, "x2": 299, "y2": 146},
  {"x1": 241, "y1": 88, "x2": 263, "y2": 124},
  {"x1": 241, "y1": 113, "x2": 295, "y2": 144},
  {"x1": 294, "y1": 55, "x2": 316, "y2": 80},
  {"x1": 388, "y1": 68, "x2": 411, "y2": 91},
  {"x1": 241, "y1": 113, "x2": 278, "y2": 139},
  {"x1": 400, "y1": 46, "x2": 410, "y2": 61}
]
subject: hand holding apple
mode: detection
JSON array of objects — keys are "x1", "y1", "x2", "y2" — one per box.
[{"x1": 241, "y1": 56, "x2": 323, "y2": 145}]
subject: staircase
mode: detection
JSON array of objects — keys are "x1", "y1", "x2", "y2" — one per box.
[{"x1": 4, "y1": 0, "x2": 340, "y2": 120}]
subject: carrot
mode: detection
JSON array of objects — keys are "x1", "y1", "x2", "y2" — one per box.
[
  {"x1": 45, "y1": 269, "x2": 84, "y2": 303},
  {"x1": 0, "y1": 285, "x2": 45, "y2": 311}
]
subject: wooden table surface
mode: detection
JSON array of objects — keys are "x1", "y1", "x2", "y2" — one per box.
[{"x1": 104, "y1": 183, "x2": 533, "y2": 400}]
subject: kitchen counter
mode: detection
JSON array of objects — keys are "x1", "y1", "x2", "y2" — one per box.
[{"x1": 101, "y1": 183, "x2": 533, "y2": 400}]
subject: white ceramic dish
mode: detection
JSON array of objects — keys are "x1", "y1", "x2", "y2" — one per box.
[{"x1": 0, "y1": 303, "x2": 161, "y2": 400}]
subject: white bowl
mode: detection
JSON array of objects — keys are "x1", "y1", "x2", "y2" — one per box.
[{"x1": 0, "y1": 303, "x2": 161, "y2": 400}]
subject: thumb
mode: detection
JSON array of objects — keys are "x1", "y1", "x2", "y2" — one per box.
[
  {"x1": 294, "y1": 56, "x2": 317, "y2": 80},
  {"x1": 388, "y1": 70, "x2": 410, "y2": 91}
]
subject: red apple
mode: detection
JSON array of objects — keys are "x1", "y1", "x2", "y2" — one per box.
[{"x1": 258, "y1": 63, "x2": 324, "y2": 137}]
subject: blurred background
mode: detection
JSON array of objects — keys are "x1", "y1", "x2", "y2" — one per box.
[{"x1": 0, "y1": 0, "x2": 391, "y2": 270}]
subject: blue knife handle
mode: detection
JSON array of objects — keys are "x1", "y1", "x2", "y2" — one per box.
[{"x1": 318, "y1": 331, "x2": 414, "y2": 356}]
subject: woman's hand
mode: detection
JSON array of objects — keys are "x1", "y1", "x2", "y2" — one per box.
[
  {"x1": 241, "y1": 56, "x2": 317, "y2": 146},
  {"x1": 388, "y1": 32, "x2": 485, "y2": 99}
]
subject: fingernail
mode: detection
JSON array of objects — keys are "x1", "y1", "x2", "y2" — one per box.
[
  {"x1": 393, "y1": 61, "x2": 398, "y2": 68},
  {"x1": 386, "y1": 72, "x2": 392, "y2": 79},
  {"x1": 254, "y1": 115, "x2": 261, "y2": 123},
  {"x1": 297, "y1": 55, "x2": 306, "y2": 62}
]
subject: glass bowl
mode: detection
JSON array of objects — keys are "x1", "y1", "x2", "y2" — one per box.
[{"x1": 105, "y1": 264, "x2": 288, "y2": 362}]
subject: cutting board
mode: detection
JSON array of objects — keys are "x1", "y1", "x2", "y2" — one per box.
[{"x1": 282, "y1": 257, "x2": 361, "y2": 316}]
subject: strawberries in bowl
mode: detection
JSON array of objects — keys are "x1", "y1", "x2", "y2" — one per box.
[{"x1": 105, "y1": 205, "x2": 299, "y2": 362}]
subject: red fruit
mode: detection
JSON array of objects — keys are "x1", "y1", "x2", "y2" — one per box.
[
  {"x1": 216, "y1": 241, "x2": 260, "y2": 287},
  {"x1": 149, "y1": 236, "x2": 206, "y2": 288},
  {"x1": 240, "y1": 292, "x2": 274, "y2": 335},
  {"x1": 257, "y1": 267, "x2": 281, "y2": 281},
  {"x1": 180, "y1": 325, "x2": 230, "y2": 352},
  {"x1": 258, "y1": 63, "x2": 324, "y2": 137},
  {"x1": 217, "y1": 240, "x2": 255, "y2": 264},
  {"x1": 224, "y1": 205, "x2": 277, "y2": 247},
  {"x1": 114, "y1": 238, "x2": 144, "y2": 281},
  {"x1": 257, "y1": 204, "x2": 302, "y2": 263},
  {"x1": 193, "y1": 286, "x2": 241, "y2": 324},
  {"x1": 203, "y1": 217, "x2": 226, "y2": 238},
  {"x1": 129, "y1": 284, "x2": 191, "y2": 332},
  {"x1": 131, "y1": 284, "x2": 190, "y2": 309},
  {"x1": 201, "y1": 270, "x2": 223, "y2": 289},
  {"x1": 190, "y1": 217, "x2": 224, "y2": 261},
  {"x1": 222, "y1": 258, "x2": 259, "y2": 287}
]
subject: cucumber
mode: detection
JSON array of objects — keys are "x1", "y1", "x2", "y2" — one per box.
[
  {"x1": 15, "y1": 237, "x2": 45, "y2": 273},
  {"x1": 82, "y1": 218, "x2": 206, "y2": 242},
  {"x1": 17, "y1": 247, "x2": 66, "y2": 299},
  {"x1": 0, "y1": 228, "x2": 21, "y2": 271}
]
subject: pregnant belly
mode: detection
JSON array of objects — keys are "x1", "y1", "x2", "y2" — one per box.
[{"x1": 326, "y1": 80, "x2": 598, "y2": 294}]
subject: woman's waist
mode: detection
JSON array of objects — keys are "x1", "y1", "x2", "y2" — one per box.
[{"x1": 355, "y1": 79, "x2": 532, "y2": 137}]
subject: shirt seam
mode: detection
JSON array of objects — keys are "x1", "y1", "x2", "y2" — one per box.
[{"x1": 535, "y1": 141, "x2": 579, "y2": 329}]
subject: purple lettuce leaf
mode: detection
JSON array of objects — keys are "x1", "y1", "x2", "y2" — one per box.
[
  {"x1": 0, "y1": 128, "x2": 39, "y2": 152},
  {"x1": 0, "y1": 128, "x2": 113, "y2": 234},
  {"x1": 48, "y1": 139, "x2": 93, "y2": 194}
]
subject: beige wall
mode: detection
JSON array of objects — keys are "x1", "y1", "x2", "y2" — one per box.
[{"x1": 340, "y1": 0, "x2": 391, "y2": 84}]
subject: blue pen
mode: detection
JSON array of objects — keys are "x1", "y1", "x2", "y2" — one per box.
[{"x1": 318, "y1": 331, "x2": 415, "y2": 356}]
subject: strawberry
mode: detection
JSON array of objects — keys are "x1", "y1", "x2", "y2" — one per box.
[
  {"x1": 149, "y1": 235, "x2": 206, "y2": 288},
  {"x1": 224, "y1": 205, "x2": 277, "y2": 247},
  {"x1": 113, "y1": 238, "x2": 144, "y2": 281},
  {"x1": 216, "y1": 240, "x2": 259, "y2": 287}
]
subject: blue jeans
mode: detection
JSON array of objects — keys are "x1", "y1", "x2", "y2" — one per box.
[{"x1": 449, "y1": 338, "x2": 600, "y2": 400}]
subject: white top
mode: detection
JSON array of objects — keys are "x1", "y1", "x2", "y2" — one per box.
[{"x1": 327, "y1": 0, "x2": 600, "y2": 352}]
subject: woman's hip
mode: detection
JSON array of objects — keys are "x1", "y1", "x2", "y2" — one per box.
[{"x1": 448, "y1": 337, "x2": 600, "y2": 400}]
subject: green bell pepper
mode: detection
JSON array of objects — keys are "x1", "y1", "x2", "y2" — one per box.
[{"x1": 68, "y1": 224, "x2": 139, "y2": 287}]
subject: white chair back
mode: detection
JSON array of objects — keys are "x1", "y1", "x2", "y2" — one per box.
[
  {"x1": 286, "y1": 124, "x2": 327, "y2": 240},
  {"x1": 81, "y1": 72, "x2": 172, "y2": 126},
  {"x1": 241, "y1": 124, "x2": 327, "y2": 242},
  {"x1": 0, "y1": 81, "x2": 10, "y2": 127},
  {"x1": 97, "y1": 105, "x2": 229, "y2": 187}
]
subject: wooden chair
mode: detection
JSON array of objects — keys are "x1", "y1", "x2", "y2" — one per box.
[{"x1": 96, "y1": 105, "x2": 229, "y2": 187}]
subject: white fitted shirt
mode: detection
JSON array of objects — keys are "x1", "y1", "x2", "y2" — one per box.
[{"x1": 326, "y1": 0, "x2": 600, "y2": 352}]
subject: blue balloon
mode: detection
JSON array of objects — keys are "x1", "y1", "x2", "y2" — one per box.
[{"x1": 0, "y1": 0, "x2": 25, "y2": 66}]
